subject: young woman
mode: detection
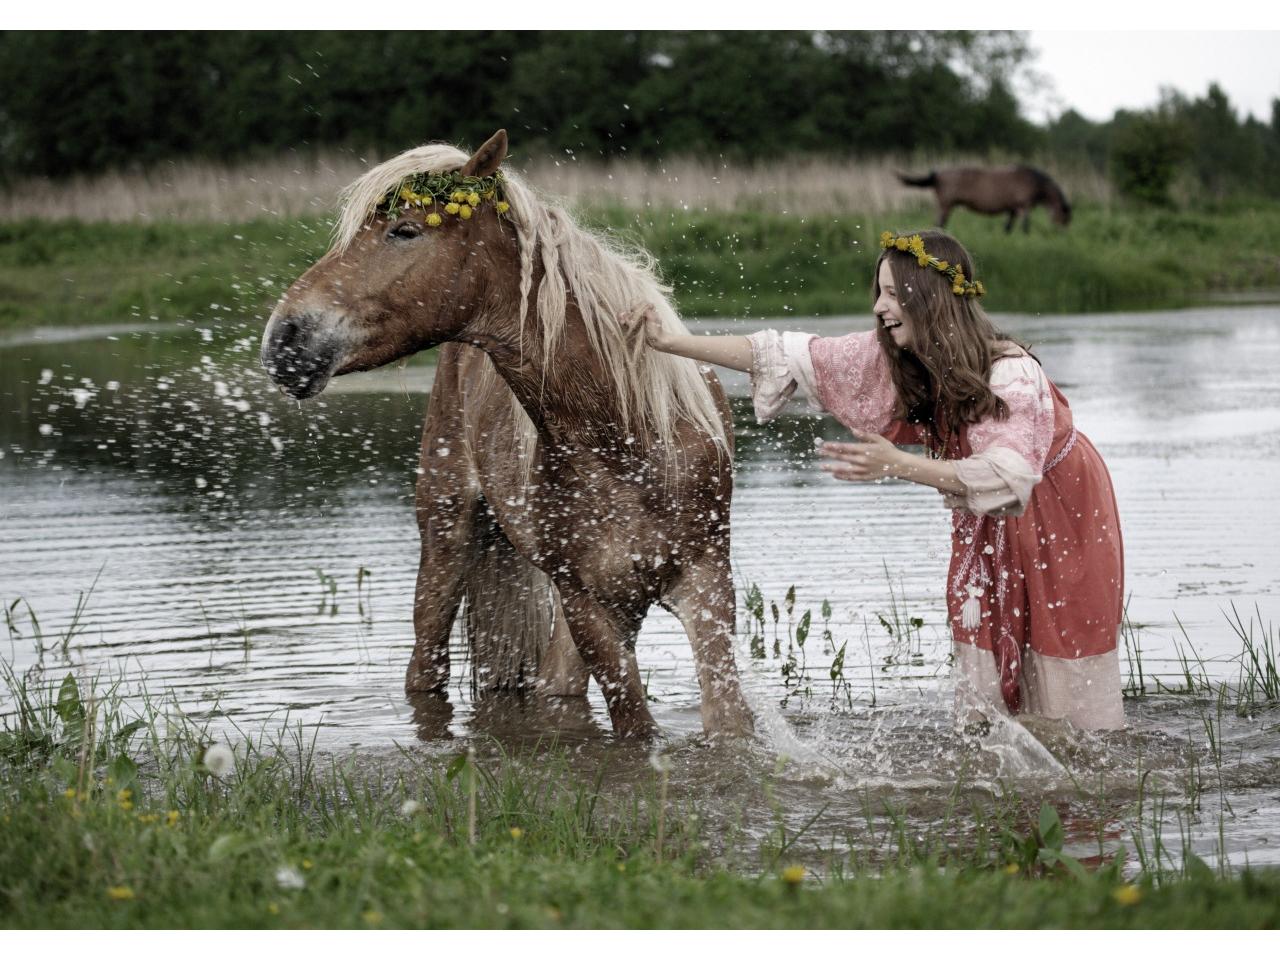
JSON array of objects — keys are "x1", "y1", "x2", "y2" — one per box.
[{"x1": 624, "y1": 229, "x2": 1125, "y2": 730}]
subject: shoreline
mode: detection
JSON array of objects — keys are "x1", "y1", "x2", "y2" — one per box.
[{"x1": 5, "y1": 204, "x2": 1280, "y2": 333}]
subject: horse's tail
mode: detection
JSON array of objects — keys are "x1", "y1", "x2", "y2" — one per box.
[
  {"x1": 462, "y1": 501, "x2": 554, "y2": 695},
  {"x1": 897, "y1": 170, "x2": 937, "y2": 189}
]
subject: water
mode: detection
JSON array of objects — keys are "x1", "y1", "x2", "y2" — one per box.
[{"x1": 2, "y1": 304, "x2": 1279, "y2": 869}]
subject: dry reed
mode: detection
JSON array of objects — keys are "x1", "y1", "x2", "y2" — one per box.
[{"x1": 0, "y1": 150, "x2": 1113, "y2": 223}]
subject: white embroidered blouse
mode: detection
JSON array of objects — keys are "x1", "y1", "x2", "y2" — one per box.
[{"x1": 746, "y1": 329, "x2": 1056, "y2": 517}]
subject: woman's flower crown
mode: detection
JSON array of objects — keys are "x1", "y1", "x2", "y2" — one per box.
[
  {"x1": 880, "y1": 231, "x2": 986, "y2": 298},
  {"x1": 379, "y1": 171, "x2": 511, "y2": 226}
]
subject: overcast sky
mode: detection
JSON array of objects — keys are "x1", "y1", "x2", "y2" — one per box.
[{"x1": 1024, "y1": 31, "x2": 1280, "y2": 123}]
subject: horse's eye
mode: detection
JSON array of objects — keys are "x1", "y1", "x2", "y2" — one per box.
[{"x1": 388, "y1": 220, "x2": 423, "y2": 241}]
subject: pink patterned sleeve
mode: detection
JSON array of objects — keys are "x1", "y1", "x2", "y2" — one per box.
[
  {"x1": 807, "y1": 330, "x2": 899, "y2": 435},
  {"x1": 952, "y1": 356, "x2": 1055, "y2": 516}
]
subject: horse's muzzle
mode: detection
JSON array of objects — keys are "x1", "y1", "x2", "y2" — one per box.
[{"x1": 260, "y1": 312, "x2": 339, "y2": 400}]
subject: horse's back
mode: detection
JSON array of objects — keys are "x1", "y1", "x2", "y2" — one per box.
[{"x1": 938, "y1": 166, "x2": 1039, "y2": 211}]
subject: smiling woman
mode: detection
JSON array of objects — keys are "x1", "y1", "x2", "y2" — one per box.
[{"x1": 631, "y1": 228, "x2": 1127, "y2": 732}]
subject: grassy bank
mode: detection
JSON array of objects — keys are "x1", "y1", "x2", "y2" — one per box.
[
  {"x1": 2, "y1": 669, "x2": 1279, "y2": 930},
  {"x1": 4, "y1": 203, "x2": 1280, "y2": 334}
]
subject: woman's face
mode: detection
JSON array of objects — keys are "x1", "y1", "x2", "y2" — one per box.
[{"x1": 873, "y1": 259, "x2": 912, "y2": 350}]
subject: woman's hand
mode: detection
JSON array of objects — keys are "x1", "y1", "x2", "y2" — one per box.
[
  {"x1": 619, "y1": 303, "x2": 672, "y2": 351},
  {"x1": 820, "y1": 429, "x2": 905, "y2": 482}
]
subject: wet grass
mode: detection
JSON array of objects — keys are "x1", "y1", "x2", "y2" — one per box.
[
  {"x1": 5, "y1": 202, "x2": 1280, "y2": 333},
  {"x1": 2, "y1": 663, "x2": 1279, "y2": 930},
  {"x1": 5, "y1": 572, "x2": 1280, "y2": 931},
  {"x1": 1121, "y1": 603, "x2": 1280, "y2": 715}
]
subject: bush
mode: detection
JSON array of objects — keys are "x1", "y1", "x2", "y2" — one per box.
[{"x1": 1110, "y1": 113, "x2": 1190, "y2": 207}]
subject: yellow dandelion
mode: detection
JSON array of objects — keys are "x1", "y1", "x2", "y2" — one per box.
[
  {"x1": 1003, "y1": 863, "x2": 1020, "y2": 875},
  {"x1": 975, "y1": 281, "x2": 986, "y2": 296},
  {"x1": 467, "y1": 191, "x2": 481, "y2": 206},
  {"x1": 907, "y1": 235, "x2": 926, "y2": 257},
  {"x1": 444, "y1": 202, "x2": 460, "y2": 215},
  {"x1": 482, "y1": 189, "x2": 496, "y2": 199},
  {"x1": 879, "y1": 230, "x2": 894, "y2": 247},
  {"x1": 107, "y1": 886, "x2": 135, "y2": 901},
  {"x1": 934, "y1": 259, "x2": 949, "y2": 271},
  {"x1": 953, "y1": 285, "x2": 965, "y2": 296},
  {"x1": 617, "y1": 863, "x2": 626, "y2": 873},
  {"x1": 450, "y1": 189, "x2": 467, "y2": 203},
  {"x1": 166, "y1": 810, "x2": 180, "y2": 827},
  {"x1": 268, "y1": 902, "x2": 280, "y2": 915},
  {"x1": 425, "y1": 212, "x2": 443, "y2": 227},
  {"x1": 399, "y1": 187, "x2": 415, "y2": 203},
  {"x1": 509, "y1": 827, "x2": 524, "y2": 840},
  {"x1": 781, "y1": 865, "x2": 806, "y2": 885},
  {"x1": 1112, "y1": 884, "x2": 1142, "y2": 906},
  {"x1": 302, "y1": 859, "x2": 314, "y2": 870},
  {"x1": 495, "y1": 201, "x2": 510, "y2": 215},
  {"x1": 137, "y1": 813, "x2": 159, "y2": 825},
  {"x1": 458, "y1": 204, "x2": 472, "y2": 220},
  {"x1": 894, "y1": 237, "x2": 909, "y2": 252},
  {"x1": 64, "y1": 787, "x2": 77, "y2": 800},
  {"x1": 362, "y1": 909, "x2": 384, "y2": 926}
]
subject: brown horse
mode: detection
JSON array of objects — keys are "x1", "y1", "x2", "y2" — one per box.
[
  {"x1": 260, "y1": 130, "x2": 753, "y2": 740},
  {"x1": 898, "y1": 165, "x2": 1071, "y2": 232}
]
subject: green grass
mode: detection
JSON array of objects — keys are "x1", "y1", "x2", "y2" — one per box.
[
  {"x1": 4, "y1": 203, "x2": 1280, "y2": 332},
  {"x1": 3, "y1": 665, "x2": 1280, "y2": 929}
]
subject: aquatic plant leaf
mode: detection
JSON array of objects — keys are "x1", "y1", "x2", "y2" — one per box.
[
  {"x1": 1038, "y1": 803, "x2": 1064, "y2": 852},
  {"x1": 56, "y1": 673, "x2": 83, "y2": 724},
  {"x1": 112, "y1": 719, "x2": 147, "y2": 747},
  {"x1": 830, "y1": 642, "x2": 846, "y2": 681},
  {"x1": 446, "y1": 752, "x2": 468, "y2": 782},
  {"x1": 108, "y1": 754, "x2": 138, "y2": 790},
  {"x1": 796, "y1": 610, "x2": 811, "y2": 648}
]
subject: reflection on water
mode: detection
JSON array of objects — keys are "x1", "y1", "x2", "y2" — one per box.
[{"x1": 2, "y1": 304, "x2": 1279, "y2": 869}]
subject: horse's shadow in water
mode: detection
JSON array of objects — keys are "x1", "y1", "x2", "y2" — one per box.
[{"x1": 407, "y1": 691, "x2": 606, "y2": 744}]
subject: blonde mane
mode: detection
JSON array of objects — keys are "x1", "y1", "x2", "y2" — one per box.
[{"x1": 332, "y1": 142, "x2": 729, "y2": 460}]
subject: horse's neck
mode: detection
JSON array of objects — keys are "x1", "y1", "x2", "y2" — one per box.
[{"x1": 467, "y1": 304, "x2": 635, "y2": 454}]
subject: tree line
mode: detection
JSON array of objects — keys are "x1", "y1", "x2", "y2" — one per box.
[
  {"x1": 0, "y1": 31, "x2": 1037, "y2": 177},
  {"x1": 1, "y1": 31, "x2": 1276, "y2": 206}
]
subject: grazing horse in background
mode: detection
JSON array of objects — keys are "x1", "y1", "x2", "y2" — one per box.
[
  {"x1": 898, "y1": 166, "x2": 1072, "y2": 233},
  {"x1": 260, "y1": 130, "x2": 753, "y2": 740}
]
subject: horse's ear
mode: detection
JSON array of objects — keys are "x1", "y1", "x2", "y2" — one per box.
[{"x1": 461, "y1": 129, "x2": 508, "y2": 178}]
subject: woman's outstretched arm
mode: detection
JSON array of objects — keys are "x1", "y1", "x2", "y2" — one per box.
[{"x1": 622, "y1": 304, "x2": 753, "y2": 372}]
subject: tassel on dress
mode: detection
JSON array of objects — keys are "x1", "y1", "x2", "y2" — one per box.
[{"x1": 961, "y1": 588, "x2": 982, "y2": 630}]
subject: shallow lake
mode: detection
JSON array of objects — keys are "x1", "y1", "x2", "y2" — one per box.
[{"x1": 3, "y1": 304, "x2": 1279, "y2": 870}]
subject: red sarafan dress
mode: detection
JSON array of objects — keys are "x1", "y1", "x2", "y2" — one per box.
[{"x1": 749, "y1": 329, "x2": 1125, "y2": 730}]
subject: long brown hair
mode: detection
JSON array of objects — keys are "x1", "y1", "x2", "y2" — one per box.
[{"x1": 873, "y1": 229, "x2": 1030, "y2": 444}]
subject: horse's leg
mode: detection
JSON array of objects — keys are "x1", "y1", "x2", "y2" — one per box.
[
  {"x1": 406, "y1": 481, "x2": 481, "y2": 694},
  {"x1": 406, "y1": 345, "x2": 480, "y2": 695},
  {"x1": 1004, "y1": 210, "x2": 1016, "y2": 233},
  {"x1": 937, "y1": 203, "x2": 952, "y2": 229},
  {"x1": 537, "y1": 587, "x2": 590, "y2": 697},
  {"x1": 1022, "y1": 208, "x2": 1032, "y2": 233},
  {"x1": 666, "y1": 561, "x2": 754, "y2": 738},
  {"x1": 555, "y1": 585, "x2": 657, "y2": 739}
]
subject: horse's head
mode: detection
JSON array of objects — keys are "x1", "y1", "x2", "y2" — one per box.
[
  {"x1": 1050, "y1": 186, "x2": 1072, "y2": 227},
  {"x1": 261, "y1": 131, "x2": 511, "y2": 399}
]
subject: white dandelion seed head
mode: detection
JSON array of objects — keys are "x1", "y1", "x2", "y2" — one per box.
[
  {"x1": 203, "y1": 743, "x2": 234, "y2": 779},
  {"x1": 400, "y1": 799, "x2": 421, "y2": 817},
  {"x1": 648, "y1": 750, "x2": 671, "y2": 773},
  {"x1": 275, "y1": 866, "x2": 306, "y2": 890}
]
